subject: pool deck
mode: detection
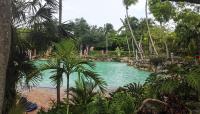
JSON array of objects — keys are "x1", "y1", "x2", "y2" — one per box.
[{"x1": 22, "y1": 87, "x2": 66, "y2": 114}]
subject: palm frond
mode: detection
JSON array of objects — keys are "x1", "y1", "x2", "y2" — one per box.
[
  {"x1": 124, "y1": 82, "x2": 144, "y2": 97},
  {"x1": 186, "y1": 66, "x2": 200, "y2": 92},
  {"x1": 80, "y1": 69, "x2": 107, "y2": 93},
  {"x1": 69, "y1": 78, "x2": 99, "y2": 105},
  {"x1": 21, "y1": 61, "x2": 42, "y2": 87},
  {"x1": 38, "y1": 59, "x2": 65, "y2": 86}
]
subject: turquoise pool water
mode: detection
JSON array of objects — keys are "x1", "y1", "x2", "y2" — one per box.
[{"x1": 36, "y1": 61, "x2": 150, "y2": 90}]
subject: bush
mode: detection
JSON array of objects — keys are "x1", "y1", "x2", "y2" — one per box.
[
  {"x1": 38, "y1": 102, "x2": 70, "y2": 114},
  {"x1": 108, "y1": 92, "x2": 136, "y2": 114}
]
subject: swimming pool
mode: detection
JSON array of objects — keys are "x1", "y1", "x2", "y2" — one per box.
[{"x1": 36, "y1": 61, "x2": 150, "y2": 90}]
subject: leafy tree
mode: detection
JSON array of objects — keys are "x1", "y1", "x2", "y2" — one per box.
[
  {"x1": 175, "y1": 8, "x2": 200, "y2": 56},
  {"x1": 150, "y1": 26, "x2": 176, "y2": 57},
  {"x1": 149, "y1": 0, "x2": 175, "y2": 25},
  {"x1": 54, "y1": 40, "x2": 107, "y2": 113}
]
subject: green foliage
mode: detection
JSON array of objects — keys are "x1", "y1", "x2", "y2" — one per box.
[
  {"x1": 64, "y1": 18, "x2": 106, "y2": 48},
  {"x1": 86, "y1": 95, "x2": 109, "y2": 114},
  {"x1": 149, "y1": 0, "x2": 175, "y2": 24},
  {"x1": 175, "y1": 8, "x2": 200, "y2": 55},
  {"x1": 70, "y1": 77, "x2": 103, "y2": 105},
  {"x1": 124, "y1": 83, "x2": 145, "y2": 109},
  {"x1": 8, "y1": 104, "x2": 25, "y2": 114},
  {"x1": 69, "y1": 78, "x2": 107, "y2": 114},
  {"x1": 123, "y1": 0, "x2": 138, "y2": 9},
  {"x1": 109, "y1": 92, "x2": 135, "y2": 114},
  {"x1": 38, "y1": 102, "x2": 69, "y2": 114},
  {"x1": 186, "y1": 66, "x2": 200, "y2": 92},
  {"x1": 145, "y1": 64, "x2": 200, "y2": 100},
  {"x1": 54, "y1": 39, "x2": 77, "y2": 59}
]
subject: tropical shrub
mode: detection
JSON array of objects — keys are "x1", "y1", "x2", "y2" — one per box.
[
  {"x1": 108, "y1": 92, "x2": 135, "y2": 114},
  {"x1": 38, "y1": 101, "x2": 70, "y2": 114}
]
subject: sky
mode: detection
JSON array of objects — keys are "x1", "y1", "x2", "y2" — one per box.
[{"x1": 61, "y1": 0, "x2": 146, "y2": 30}]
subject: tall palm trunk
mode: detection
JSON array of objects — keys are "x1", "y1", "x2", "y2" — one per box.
[
  {"x1": 145, "y1": 0, "x2": 158, "y2": 56},
  {"x1": 106, "y1": 36, "x2": 108, "y2": 54},
  {"x1": 104, "y1": 29, "x2": 108, "y2": 54},
  {"x1": 66, "y1": 73, "x2": 70, "y2": 114},
  {"x1": 131, "y1": 36, "x2": 136, "y2": 59},
  {"x1": 59, "y1": 0, "x2": 62, "y2": 24},
  {"x1": 125, "y1": 8, "x2": 143, "y2": 60},
  {"x1": 56, "y1": 69, "x2": 61, "y2": 104},
  {"x1": 0, "y1": 0, "x2": 11, "y2": 113},
  {"x1": 126, "y1": 36, "x2": 131, "y2": 60},
  {"x1": 56, "y1": 80, "x2": 61, "y2": 103},
  {"x1": 56, "y1": 0, "x2": 62, "y2": 104}
]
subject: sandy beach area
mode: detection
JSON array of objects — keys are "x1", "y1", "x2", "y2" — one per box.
[{"x1": 21, "y1": 87, "x2": 66, "y2": 114}]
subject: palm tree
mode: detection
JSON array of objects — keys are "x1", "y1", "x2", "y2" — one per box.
[
  {"x1": 145, "y1": 0, "x2": 158, "y2": 56},
  {"x1": 63, "y1": 60, "x2": 106, "y2": 114},
  {"x1": 54, "y1": 40, "x2": 106, "y2": 114},
  {"x1": 62, "y1": 59, "x2": 107, "y2": 101},
  {"x1": 0, "y1": 0, "x2": 11, "y2": 113},
  {"x1": 123, "y1": 0, "x2": 144, "y2": 60}
]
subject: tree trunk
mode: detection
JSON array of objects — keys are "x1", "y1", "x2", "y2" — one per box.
[
  {"x1": 57, "y1": 0, "x2": 62, "y2": 105},
  {"x1": 145, "y1": 0, "x2": 158, "y2": 56},
  {"x1": 126, "y1": 36, "x2": 131, "y2": 60},
  {"x1": 131, "y1": 36, "x2": 136, "y2": 60},
  {"x1": 139, "y1": 35, "x2": 145, "y2": 57},
  {"x1": 56, "y1": 74, "x2": 61, "y2": 104},
  {"x1": 59, "y1": 0, "x2": 62, "y2": 25},
  {"x1": 106, "y1": 36, "x2": 108, "y2": 54},
  {"x1": 56, "y1": 81, "x2": 60, "y2": 104},
  {"x1": 66, "y1": 73, "x2": 70, "y2": 114},
  {"x1": 67, "y1": 74, "x2": 69, "y2": 102},
  {"x1": 164, "y1": 41, "x2": 169, "y2": 59},
  {"x1": 0, "y1": 0, "x2": 11, "y2": 113},
  {"x1": 149, "y1": 39, "x2": 153, "y2": 55},
  {"x1": 125, "y1": 8, "x2": 144, "y2": 60}
]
